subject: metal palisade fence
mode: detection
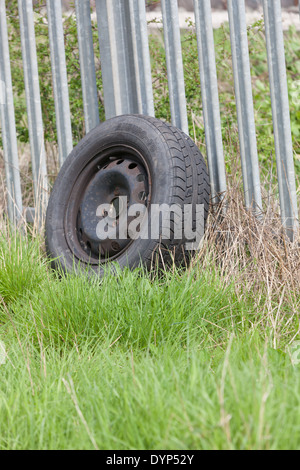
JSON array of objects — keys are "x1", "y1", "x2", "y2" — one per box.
[{"x1": 0, "y1": 0, "x2": 299, "y2": 237}]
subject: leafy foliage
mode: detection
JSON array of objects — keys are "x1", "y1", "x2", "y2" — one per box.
[{"x1": 5, "y1": 0, "x2": 104, "y2": 146}]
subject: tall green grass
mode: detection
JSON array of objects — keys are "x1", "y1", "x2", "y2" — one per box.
[{"x1": 0, "y1": 230, "x2": 300, "y2": 450}]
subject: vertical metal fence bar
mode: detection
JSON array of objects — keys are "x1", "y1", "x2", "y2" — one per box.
[
  {"x1": 193, "y1": 0, "x2": 227, "y2": 203},
  {"x1": 0, "y1": 0, "x2": 23, "y2": 223},
  {"x1": 18, "y1": 0, "x2": 48, "y2": 220},
  {"x1": 75, "y1": 0, "x2": 100, "y2": 133},
  {"x1": 46, "y1": 0, "x2": 73, "y2": 166},
  {"x1": 228, "y1": 0, "x2": 262, "y2": 211},
  {"x1": 263, "y1": 0, "x2": 298, "y2": 238},
  {"x1": 129, "y1": 0, "x2": 155, "y2": 116},
  {"x1": 161, "y1": 0, "x2": 189, "y2": 135},
  {"x1": 113, "y1": 0, "x2": 139, "y2": 114},
  {"x1": 95, "y1": 0, "x2": 116, "y2": 118},
  {"x1": 96, "y1": 0, "x2": 139, "y2": 118}
]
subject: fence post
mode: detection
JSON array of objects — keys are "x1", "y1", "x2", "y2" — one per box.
[
  {"x1": 228, "y1": 0, "x2": 262, "y2": 212},
  {"x1": 0, "y1": 0, "x2": 23, "y2": 223},
  {"x1": 161, "y1": 0, "x2": 189, "y2": 135},
  {"x1": 46, "y1": 0, "x2": 73, "y2": 166},
  {"x1": 263, "y1": 0, "x2": 298, "y2": 239},
  {"x1": 96, "y1": 0, "x2": 139, "y2": 118},
  {"x1": 18, "y1": 0, "x2": 48, "y2": 222},
  {"x1": 193, "y1": 0, "x2": 227, "y2": 204},
  {"x1": 128, "y1": 0, "x2": 155, "y2": 116},
  {"x1": 75, "y1": 0, "x2": 100, "y2": 133}
]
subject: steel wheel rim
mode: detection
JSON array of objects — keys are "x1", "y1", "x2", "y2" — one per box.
[{"x1": 64, "y1": 145, "x2": 151, "y2": 265}]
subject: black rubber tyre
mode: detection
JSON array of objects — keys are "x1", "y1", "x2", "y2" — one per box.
[{"x1": 45, "y1": 115, "x2": 210, "y2": 276}]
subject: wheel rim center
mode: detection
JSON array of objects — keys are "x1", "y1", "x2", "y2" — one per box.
[{"x1": 75, "y1": 155, "x2": 149, "y2": 261}]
